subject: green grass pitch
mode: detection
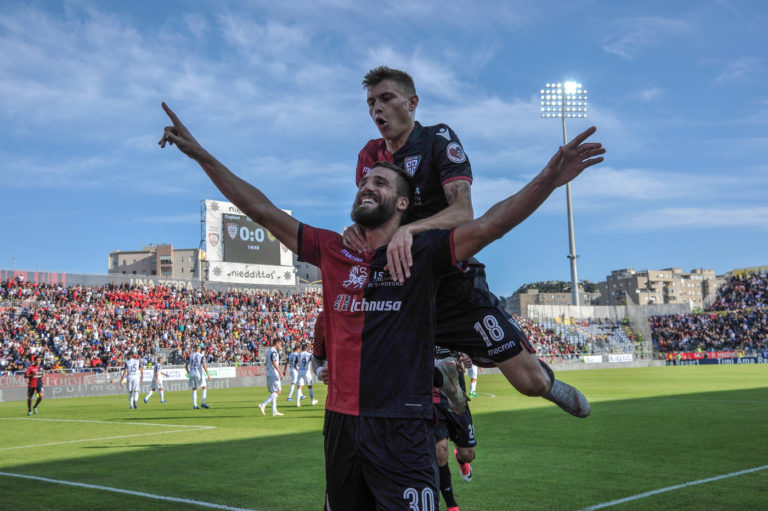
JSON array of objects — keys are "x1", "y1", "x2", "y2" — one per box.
[{"x1": 1, "y1": 365, "x2": 766, "y2": 510}]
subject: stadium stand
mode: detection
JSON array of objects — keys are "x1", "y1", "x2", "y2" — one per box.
[
  {"x1": 10, "y1": 271, "x2": 762, "y2": 374},
  {"x1": 650, "y1": 271, "x2": 768, "y2": 353},
  {"x1": 515, "y1": 315, "x2": 634, "y2": 360},
  {"x1": 0, "y1": 278, "x2": 321, "y2": 375}
]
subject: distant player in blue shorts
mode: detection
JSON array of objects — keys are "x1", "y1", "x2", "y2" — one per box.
[
  {"x1": 284, "y1": 345, "x2": 301, "y2": 402},
  {"x1": 185, "y1": 344, "x2": 211, "y2": 409},
  {"x1": 259, "y1": 338, "x2": 285, "y2": 417}
]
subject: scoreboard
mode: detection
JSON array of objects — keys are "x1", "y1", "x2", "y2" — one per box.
[
  {"x1": 203, "y1": 199, "x2": 296, "y2": 286},
  {"x1": 221, "y1": 213, "x2": 281, "y2": 265}
]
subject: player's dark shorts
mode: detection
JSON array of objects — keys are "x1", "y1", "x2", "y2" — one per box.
[
  {"x1": 27, "y1": 382, "x2": 43, "y2": 398},
  {"x1": 435, "y1": 259, "x2": 535, "y2": 366},
  {"x1": 323, "y1": 410, "x2": 438, "y2": 511},
  {"x1": 434, "y1": 401, "x2": 477, "y2": 448}
]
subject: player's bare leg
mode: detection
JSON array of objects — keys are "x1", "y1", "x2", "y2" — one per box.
[
  {"x1": 454, "y1": 447, "x2": 474, "y2": 483},
  {"x1": 496, "y1": 351, "x2": 590, "y2": 418}
]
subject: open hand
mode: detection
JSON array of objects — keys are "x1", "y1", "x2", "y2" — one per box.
[{"x1": 544, "y1": 126, "x2": 605, "y2": 188}]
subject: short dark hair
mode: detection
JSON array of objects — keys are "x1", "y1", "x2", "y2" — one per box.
[
  {"x1": 371, "y1": 161, "x2": 415, "y2": 206},
  {"x1": 363, "y1": 66, "x2": 416, "y2": 96}
]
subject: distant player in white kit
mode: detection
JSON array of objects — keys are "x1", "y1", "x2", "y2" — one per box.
[
  {"x1": 467, "y1": 364, "x2": 479, "y2": 398},
  {"x1": 186, "y1": 344, "x2": 211, "y2": 409},
  {"x1": 259, "y1": 338, "x2": 284, "y2": 416},
  {"x1": 120, "y1": 349, "x2": 144, "y2": 409},
  {"x1": 295, "y1": 344, "x2": 318, "y2": 407},
  {"x1": 144, "y1": 356, "x2": 169, "y2": 404},
  {"x1": 284, "y1": 346, "x2": 301, "y2": 402}
]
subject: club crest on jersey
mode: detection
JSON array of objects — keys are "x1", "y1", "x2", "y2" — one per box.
[
  {"x1": 403, "y1": 156, "x2": 421, "y2": 176},
  {"x1": 208, "y1": 233, "x2": 220, "y2": 247},
  {"x1": 226, "y1": 223, "x2": 238, "y2": 240},
  {"x1": 446, "y1": 142, "x2": 466, "y2": 163},
  {"x1": 343, "y1": 265, "x2": 368, "y2": 290}
]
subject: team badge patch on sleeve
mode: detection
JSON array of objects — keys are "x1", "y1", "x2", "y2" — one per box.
[{"x1": 446, "y1": 142, "x2": 467, "y2": 163}]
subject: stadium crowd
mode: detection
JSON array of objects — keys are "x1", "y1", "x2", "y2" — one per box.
[
  {"x1": 515, "y1": 316, "x2": 590, "y2": 360},
  {"x1": 6, "y1": 270, "x2": 765, "y2": 373},
  {"x1": 651, "y1": 271, "x2": 768, "y2": 353},
  {"x1": 709, "y1": 271, "x2": 767, "y2": 311},
  {"x1": 0, "y1": 278, "x2": 321, "y2": 374}
]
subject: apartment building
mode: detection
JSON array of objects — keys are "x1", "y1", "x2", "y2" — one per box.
[
  {"x1": 108, "y1": 244, "x2": 205, "y2": 279},
  {"x1": 596, "y1": 267, "x2": 723, "y2": 308},
  {"x1": 507, "y1": 288, "x2": 600, "y2": 316}
]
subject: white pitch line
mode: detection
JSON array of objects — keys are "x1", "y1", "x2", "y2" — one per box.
[
  {"x1": 1, "y1": 429, "x2": 208, "y2": 451},
  {"x1": 0, "y1": 471, "x2": 256, "y2": 511},
  {"x1": 0, "y1": 417, "x2": 215, "y2": 451},
  {"x1": 579, "y1": 464, "x2": 768, "y2": 510},
  {"x1": 0, "y1": 417, "x2": 216, "y2": 428}
]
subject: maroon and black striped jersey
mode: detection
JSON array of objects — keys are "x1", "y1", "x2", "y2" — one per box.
[
  {"x1": 298, "y1": 223, "x2": 462, "y2": 419},
  {"x1": 356, "y1": 122, "x2": 472, "y2": 223}
]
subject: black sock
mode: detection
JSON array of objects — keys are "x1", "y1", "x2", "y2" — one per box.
[
  {"x1": 439, "y1": 463, "x2": 458, "y2": 508},
  {"x1": 539, "y1": 358, "x2": 555, "y2": 385},
  {"x1": 434, "y1": 366, "x2": 444, "y2": 387}
]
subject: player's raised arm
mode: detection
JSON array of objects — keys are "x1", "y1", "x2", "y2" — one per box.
[
  {"x1": 159, "y1": 102, "x2": 300, "y2": 254},
  {"x1": 453, "y1": 126, "x2": 605, "y2": 262}
]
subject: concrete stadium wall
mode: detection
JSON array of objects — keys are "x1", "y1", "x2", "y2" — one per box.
[
  {"x1": 527, "y1": 303, "x2": 692, "y2": 322},
  {"x1": 480, "y1": 358, "x2": 666, "y2": 375},
  {"x1": 0, "y1": 268, "x2": 320, "y2": 295},
  {"x1": 0, "y1": 366, "x2": 272, "y2": 403}
]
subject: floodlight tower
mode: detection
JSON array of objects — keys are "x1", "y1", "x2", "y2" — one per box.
[{"x1": 540, "y1": 81, "x2": 588, "y2": 306}]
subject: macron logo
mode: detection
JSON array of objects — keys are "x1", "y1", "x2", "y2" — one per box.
[{"x1": 341, "y1": 249, "x2": 363, "y2": 262}]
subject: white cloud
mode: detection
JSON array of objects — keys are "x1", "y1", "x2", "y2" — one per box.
[
  {"x1": 716, "y1": 56, "x2": 763, "y2": 82},
  {"x1": 605, "y1": 206, "x2": 768, "y2": 231},
  {"x1": 183, "y1": 13, "x2": 210, "y2": 38},
  {"x1": 602, "y1": 17, "x2": 693, "y2": 59},
  {"x1": 636, "y1": 87, "x2": 662, "y2": 101}
]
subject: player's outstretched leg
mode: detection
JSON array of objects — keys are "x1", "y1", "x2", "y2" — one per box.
[
  {"x1": 539, "y1": 360, "x2": 590, "y2": 417},
  {"x1": 496, "y1": 353, "x2": 590, "y2": 418}
]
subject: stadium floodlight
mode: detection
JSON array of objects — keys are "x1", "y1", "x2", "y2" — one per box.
[{"x1": 540, "y1": 81, "x2": 588, "y2": 307}]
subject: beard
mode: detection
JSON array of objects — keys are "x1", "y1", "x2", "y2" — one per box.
[{"x1": 350, "y1": 196, "x2": 397, "y2": 229}]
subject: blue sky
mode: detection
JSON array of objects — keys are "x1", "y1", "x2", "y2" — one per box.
[{"x1": 1, "y1": 0, "x2": 766, "y2": 296}]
